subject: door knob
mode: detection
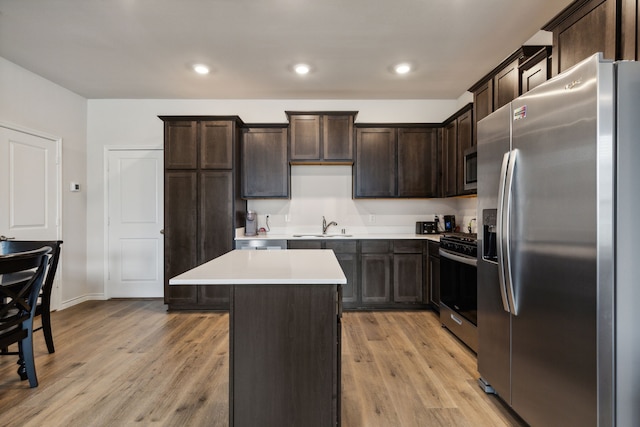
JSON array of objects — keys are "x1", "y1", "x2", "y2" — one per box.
[{"x1": 160, "y1": 229, "x2": 164, "y2": 235}]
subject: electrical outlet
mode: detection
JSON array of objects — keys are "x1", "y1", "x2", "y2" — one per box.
[
  {"x1": 285, "y1": 214, "x2": 291, "y2": 223},
  {"x1": 369, "y1": 214, "x2": 376, "y2": 223}
]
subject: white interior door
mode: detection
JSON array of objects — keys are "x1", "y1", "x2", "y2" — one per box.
[
  {"x1": 107, "y1": 149, "x2": 163, "y2": 298},
  {"x1": 0, "y1": 125, "x2": 61, "y2": 308}
]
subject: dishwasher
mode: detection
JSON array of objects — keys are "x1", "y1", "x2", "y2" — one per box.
[{"x1": 234, "y1": 239, "x2": 287, "y2": 250}]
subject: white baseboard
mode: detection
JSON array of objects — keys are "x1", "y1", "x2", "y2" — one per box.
[{"x1": 58, "y1": 293, "x2": 108, "y2": 311}]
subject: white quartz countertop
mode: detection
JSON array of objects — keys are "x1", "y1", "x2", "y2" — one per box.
[
  {"x1": 169, "y1": 249, "x2": 347, "y2": 285},
  {"x1": 235, "y1": 232, "x2": 441, "y2": 242}
]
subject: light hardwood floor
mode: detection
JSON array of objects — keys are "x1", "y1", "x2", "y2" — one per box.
[{"x1": 0, "y1": 300, "x2": 525, "y2": 426}]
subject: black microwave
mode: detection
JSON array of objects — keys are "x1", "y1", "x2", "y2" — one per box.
[{"x1": 463, "y1": 146, "x2": 477, "y2": 191}]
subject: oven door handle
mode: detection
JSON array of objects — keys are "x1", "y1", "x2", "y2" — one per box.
[{"x1": 439, "y1": 248, "x2": 477, "y2": 267}]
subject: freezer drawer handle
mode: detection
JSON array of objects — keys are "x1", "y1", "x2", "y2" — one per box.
[{"x1": 450, "y1": 313, "x2": 463, "y2": 326}]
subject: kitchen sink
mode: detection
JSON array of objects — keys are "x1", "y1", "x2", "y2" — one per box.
[{"x1": 292, "y1": 234, "x2": 353, "y2": 238}]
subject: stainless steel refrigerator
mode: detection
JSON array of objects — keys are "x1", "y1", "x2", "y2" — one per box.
[{"x1": 477, "y1": 53, "x2": 640, "y2": 427}]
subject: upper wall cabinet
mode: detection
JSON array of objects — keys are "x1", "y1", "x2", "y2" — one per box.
[
  {"x1": 520, "y1": 47, "x2": 552, "y2": 93},
  {"x1": 287, "y1": 112, "x2": 357, "y2": 163},
  {"x1": 354, "y1": 125, "x2": 439, "y2": 198},
  {"x1": 469, "y1": 46, "x2": 549, "y2": 143},
  {"x1": 440, "y1": 104, "x2": 473, "y2": 197},
  {"x1": 241, "y1": 125, "x2": 290, "y2": 199},
  {"x1": 542, "y1": 0, "x2": 637, "y2": 76}
]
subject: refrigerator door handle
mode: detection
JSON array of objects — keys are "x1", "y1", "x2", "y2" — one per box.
[
  {"x1": 496, "y1": 151, "x2": 512, "y2": 313},
  {"x1": 503, "y1": 149, "x2": 518, "y2": 315}
]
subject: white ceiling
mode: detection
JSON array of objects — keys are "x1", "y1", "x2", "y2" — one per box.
[{"x1": 0, "y1": 0, "x2": 574, "y2": 100}]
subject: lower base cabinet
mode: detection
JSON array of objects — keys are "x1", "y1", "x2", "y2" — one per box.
[
  {"x1": 289, "y1": 239, "x2": 430, "y2": 310},
  {"x1": 427, "y1": 240, "x2": 441, "y2": 311}
]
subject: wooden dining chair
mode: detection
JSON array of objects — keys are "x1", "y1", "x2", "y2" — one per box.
[
  {"x1": 0, "y1": 246, "x2": 51, "y2": 387},
  {"x1": 0, "y1": 240, "x2": 62, "y2": 353}
]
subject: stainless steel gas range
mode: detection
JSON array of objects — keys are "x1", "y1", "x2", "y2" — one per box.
[{"x1": 439, "y1": 232, "x2": 478, "y2": 352}]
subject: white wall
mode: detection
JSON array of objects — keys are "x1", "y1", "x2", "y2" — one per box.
[
  {"x1": 250, "y1": 166, "x2": 477, "y2": 235},
  {"x1": 0, "y1": 57, "x2": 88, "y2": 307}
]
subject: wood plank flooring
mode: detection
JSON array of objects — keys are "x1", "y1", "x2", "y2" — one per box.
[{"x1": 0, "y1": 300, "x2": 525, "y2": 426}]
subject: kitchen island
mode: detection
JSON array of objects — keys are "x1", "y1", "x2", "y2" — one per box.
[{"x1": 170, "y1": 249, "x2": 346, "y2": 427}]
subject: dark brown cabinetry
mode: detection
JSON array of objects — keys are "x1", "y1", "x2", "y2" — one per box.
[
  {"x1": 426, "y1": 240, "x2": 441, "y2": 311},
  {"x1": 241, "y1": 125, "x2": 289, "y2": 198},
  {"x1": 161, "y1": 116, "x2": 246, "y2": 310},
  {"x1": 288, "y1": 239, "x2": 429, "y2": 310},
  {"x1": 441, "y1": 104, "x2": 473, "y2": 197},
  {"x1": 230, "y1": 284, "x2": 340, "y2": 427},
  {"x1": 520, "y1": 47, "x2": 552, "y2": 93},
  {"x1": 287, "y1": 240, "x2": 358, "y2": 308},
  {"x1": 397, "y1": 127, "x2": 439, "y2": 197},
  {"x1": 393, "y1": 240, "x2": 423, "y2": 303},
  {"x1": 361, "y1": 240, "x2": 392, "y2": 304},
  {"x1": 469, "y1": 46, "x2": 548, "y2": 144},
  {"x1": 543, "y1": 0, "x2": 618, "y2": 75},
  {"x1": 354, "y1": 128, "x2": 396, "y2": 197},
  {"x1": 287, "y1": 112, "x2": 356, "y2": 162},
  {"x1": 355, "y1": 126, "x2": 439, "y2": 198},
  {"x1": 543, "y1": 0, "x2": 640, "y2": 75}
]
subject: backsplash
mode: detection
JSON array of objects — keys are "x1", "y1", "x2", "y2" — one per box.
[{"x1": 247, "y1": 165, "x2": 478, "y2": 235}]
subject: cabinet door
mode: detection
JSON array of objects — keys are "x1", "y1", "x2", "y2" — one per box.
[
  {"x1": 242, "y1": 127, "x2": 289, "y2": 198},
  {"x1": 552, "y1": 0, "x2": 616, "y2": 74},
  {"x1": 200, "y1": 171, "x2": 234, "y2": 262},
  {"x1": 200, "y1": 121, "x2": 234, "y2": 169},
  {"x1": 429, "y1": 254, "x2": 440, "y2": 310},
  {"x1": 521, "y1": 56, "x2": 549, "y2": 93},
  {"x1": 290, "y1": 115, "x2": 321, "y2": 160},
  {"x1": 355, "y1": 128, "x2": 396, "y2": 198},
  {"x1": 397, "y1": 128, "x2": 438, "y2": 197},
  {"x1": 493, "y1": 59, "x2": 520, "y2": 110},
  {"x1": 198, "y1": 171, "x2": 234, "y2": 307},
  {"x1": 442, "y1": 121, "x2": 457, "y2": 197},
  {"x1": 473, "y1": 80, "x2": 493, "y2": 139},
  {"x1": 323, "y1": 115, "x2": 354, "y2": 160},
  {"x1": 336, "y1": 252, "x2": 358, "y2": 305},
  {"x1": 456, "y1": 110, "x2": 473, "y2": 195},
  {"x1": 165, "y1": 121, "x2": 197, "y2": 170},
  {"x1": 393, "y1": 254, "x2": 423, "y2": 303},
  {"x1": 361, "y1": 254, "x2": 391, "y2": 303},
  {"x1": 164, "y1": 171, "x2": 198, "y2": 305}
]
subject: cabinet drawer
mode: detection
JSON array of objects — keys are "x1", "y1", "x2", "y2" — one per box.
[
  {"x1": 393, "y1": 240, "x2": 423, "y2": 254},
  {"x1": 325, "y1": 240, "x2": 357, "y2": 253},
  {"x1": 287, "y1": 240, "x2": 322, "y2": 250},
  {"x1": 361, "y1": 240, "x2": 391, "y2": 254}
]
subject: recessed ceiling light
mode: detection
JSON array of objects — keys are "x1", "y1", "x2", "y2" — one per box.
[
  {"x1": 394, "y1": 63, "x2": 412, "y2": 75},
  {"x1": 193, "y1": 64, "x2": 210, "y2": 75},
  {"x1": 294, "y1": 63, "x2": 311, "y2": 75}
]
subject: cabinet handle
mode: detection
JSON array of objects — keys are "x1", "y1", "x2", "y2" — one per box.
[{"x1": 450, "y1": 313, "x2": 463, "y2": 326}]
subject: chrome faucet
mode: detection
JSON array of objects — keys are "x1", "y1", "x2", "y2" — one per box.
[{"x1": 322, "y1": 216, "x2": 338, "y2": 234}]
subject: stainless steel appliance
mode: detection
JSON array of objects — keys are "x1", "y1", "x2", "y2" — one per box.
[
  {"x1": 477, "y1": 53, "x2": 640, "y2": 426},
  {"x1": 439, "y1": 232, "x2": 477, "y2": 352},
  {"x1": 235, "y1": 239, "x2": 287, "y2": 250},
  {"x1": 244, "y1": 210, "x2": 257, "y2": 236},
  {"x1": 463, "y1": 146, "x2": 477, "y2": 191},
  {"x1": 415, "y1": 221, "x2": 438, "y2": 234}
]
